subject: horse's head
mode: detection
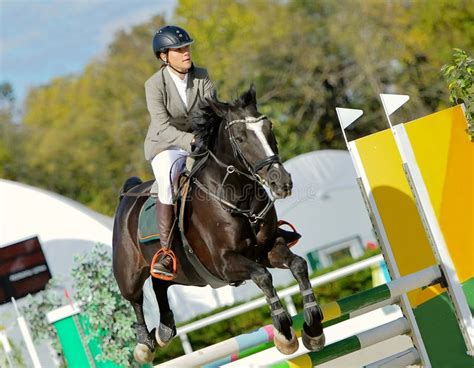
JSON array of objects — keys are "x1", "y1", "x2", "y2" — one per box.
[{"x1": 197, "y1": 85, "x2": 293, "y2": 199}]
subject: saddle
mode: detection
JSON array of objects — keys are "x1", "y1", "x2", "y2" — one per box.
[
  {"x1": 136, "y1": 176, "x2": 195, "y2": 245},
  {"x1": 138, "y1": 174, "x2": 230, "y2": 287}
]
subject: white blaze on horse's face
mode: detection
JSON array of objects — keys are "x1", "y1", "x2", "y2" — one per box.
[{"x1": 245, "y1": 117, "x2": 275, "y2": 158}]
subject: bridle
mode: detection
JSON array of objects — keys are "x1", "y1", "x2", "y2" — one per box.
[
  {"x1": 225, "y1": 115, "x2": 282, "y2": 180},
  {"x1": 187, "y1": 114, "x2": 283, "y2": 226}
]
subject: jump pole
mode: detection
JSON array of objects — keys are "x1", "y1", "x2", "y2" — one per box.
[
  {"x1": 204, "y1": 298, "x2": 398, "y2": 368},
  {"x1": 270, "y1": 317, "x2": 411, "y2": 368},
  {"x1": 364, "y1": 347, "x2": 420, "y2": 368},
  {"x1": 156, "y1": 265, "x2": 440, "y2": 368}
]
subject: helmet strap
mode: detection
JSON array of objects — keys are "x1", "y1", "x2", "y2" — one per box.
[
  {"x1": 167, "y1": 63, "x2": 189, "y2": 75},
  {"x1": 161, "y1": 50, "x2": 189, "y2": 75}
]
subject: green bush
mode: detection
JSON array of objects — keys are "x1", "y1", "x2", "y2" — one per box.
[{"x1": 441, "y1": 48, "x2": 474, "y2": 140}]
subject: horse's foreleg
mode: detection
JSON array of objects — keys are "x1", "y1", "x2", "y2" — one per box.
[
  {"x1": 131, "y1": 297, "x2": 157, "y2": 363},
  {"x1": 223, "y1": 253, "x2": 298, "y2": 355},
  {"x1": 267, "y1": 237, "x2": 325, "y2": 352},
  {"x1": 152, "y1": 282, "x2": 176, "y2": 347}
]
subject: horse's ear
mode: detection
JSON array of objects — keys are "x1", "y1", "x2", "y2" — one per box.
[
  {"x1": 248, "y1": 83, "x2": 257, "y2": 105},
  {"x1": 206, "y1": 96, "x2": 228, "y2": 118},
  {"x1": 238, "y1": 83, "x2": 257, "y2": 107}
]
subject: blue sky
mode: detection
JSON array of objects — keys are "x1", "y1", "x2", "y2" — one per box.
[{"x1": 0, "y1": 0, "x2": 176, "y2": 103}]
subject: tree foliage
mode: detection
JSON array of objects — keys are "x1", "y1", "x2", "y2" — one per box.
[
  {"x1": 0, "y1": 82, "x2": 25, "y2": 180},
  {"x1": 4, "y1": 0, "x2": 473, "y2": 215},
  {"x1": 442, "y1": 48, "x2": 474, "y2": 139}
]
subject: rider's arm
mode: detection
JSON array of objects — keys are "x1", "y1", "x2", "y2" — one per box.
[{"x1": 144, "y1": 78, "x2": 194, "y2": 152}]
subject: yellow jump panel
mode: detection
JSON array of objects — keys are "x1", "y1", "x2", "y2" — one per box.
[
  {"x1": 405, "y1": 105, "x2": 474, "y2": 283},
  {"x1": 354, "y1": 129, "x2": 440, "y2": 306}
]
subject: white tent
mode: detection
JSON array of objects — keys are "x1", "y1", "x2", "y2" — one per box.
[
  {"x1": 276, "y1": 149, "x2": 376, "y2": 263},
  {"x1": 0, "y1": 179, "x2": 113, "y2": 279}
]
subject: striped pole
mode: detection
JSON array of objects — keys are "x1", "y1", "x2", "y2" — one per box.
[
  {"x1": 156, "y1": 265, "x2": 440, "y2": 368},
  {"x1": 271, "y1": 317, "x2": 410, "y2": 367},
  {"x1": 364, "y1": 347, "x2": 420, "y2": 367},
  {"x1": 204, "y1": 297, "x2": 397, "y2": 368}
]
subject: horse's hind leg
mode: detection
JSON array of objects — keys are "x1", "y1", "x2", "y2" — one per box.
[
  {"x1": 267, "y1": 237, "x2": 325, "y2": 351},
  {"x1": 223, "y1": 253, "x2": 298, "y2": 355},
  {"x1": 152, "y1": 281, "x2": 176, "y2": 347},
  {"x1": 131, "y1": 296, "x2": 157, "y2": 363}
]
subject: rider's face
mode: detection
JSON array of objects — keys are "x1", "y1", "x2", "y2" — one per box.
[{"x1": 163, "y1": 45, "x2": 192, "y2": 74}]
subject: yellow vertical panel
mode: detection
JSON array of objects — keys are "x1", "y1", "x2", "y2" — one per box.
[
  {"x1": 403, "y1": 108, "x2": 452, "y2": 216},
  {"x1": 355, "y1": 130, "x2": 437, "y2": 277},
  {"x1": 406, "y1": 106, "x2": 474, "y2": 282},
  {"x1": 355, "y1": 129, "x2": 441, "y2": 307}
]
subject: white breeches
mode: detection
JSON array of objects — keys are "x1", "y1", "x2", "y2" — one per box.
[{"x1": 151, "y1": 149, "x2": 188, "y2": 205}]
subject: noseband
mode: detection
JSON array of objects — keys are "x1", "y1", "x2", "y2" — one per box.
[{"x1": 225, "y1": 115, "x2": 282, "y2": 178}]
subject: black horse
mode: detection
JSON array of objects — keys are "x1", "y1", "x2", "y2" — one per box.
[{"x1": 112, "y1": 85, "x2": 324, "y2": 363}]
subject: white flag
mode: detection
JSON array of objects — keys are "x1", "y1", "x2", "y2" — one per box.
[
  {"x1": 380, "y1": 94, "x2": 409, "y2": 116},
  {"x1": 336, "y1": 107, "x2": 364, "y2": 129}
]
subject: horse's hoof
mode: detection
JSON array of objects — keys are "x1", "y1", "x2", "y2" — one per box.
[
  {"x1": 133, "y1": 343, "x2": 154, "y2": 364},
  {"x1": 273, "y1": 327, "x2": 299, "y2": 355},
  {"x1": 155, "y1": 323, "x2": 176, "y2": 347},
  {"x1": 302, "y1": 323, "x2": 325, "y2": 352}
]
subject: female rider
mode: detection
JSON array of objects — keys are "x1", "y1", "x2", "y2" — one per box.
[{"x1": 144, "y1": 25, "x2": 215, "y2": 278}]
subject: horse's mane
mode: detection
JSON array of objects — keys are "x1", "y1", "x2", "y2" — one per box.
[
  {"x1": 191, "y1": 99, "x2": 224, "y2": 154},
  {"x1": 191, "y1": 87, "x2": 256, "y2": 153}
]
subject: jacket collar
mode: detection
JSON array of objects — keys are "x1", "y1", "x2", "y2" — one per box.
[
  {"x1": 186, "y1": 66, "x2": 199, "y2": 112},
  {"x1": 162, "y1": 65, "x2": 199, "y2": 115}
]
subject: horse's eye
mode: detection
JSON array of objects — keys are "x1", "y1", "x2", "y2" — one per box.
[{"x1": 235, "y1": 136, "x2": 244, "y2": 143}]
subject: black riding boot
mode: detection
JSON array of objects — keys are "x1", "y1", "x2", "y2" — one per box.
[{"x1": 152, "y1": 199, "x2": 175, "y2": 276}]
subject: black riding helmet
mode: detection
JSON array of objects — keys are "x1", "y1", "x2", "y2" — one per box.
[{"x1": 152, "y1": 25, "x2": 194, "y2": 60}]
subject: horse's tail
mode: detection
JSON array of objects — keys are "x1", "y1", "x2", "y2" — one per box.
[{"x1": 119, "y1": 176, "x2": 143, "y2": 199}]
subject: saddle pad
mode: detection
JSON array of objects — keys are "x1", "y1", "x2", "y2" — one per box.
[{"x1": 138, "y1": 196, "x2": 160, "y2": 243}]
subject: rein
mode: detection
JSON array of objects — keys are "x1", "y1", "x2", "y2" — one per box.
[{"x1": 191, "y1": 150, "x2": 276, "y2": 225}]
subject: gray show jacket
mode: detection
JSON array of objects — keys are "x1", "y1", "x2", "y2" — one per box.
[{"x1": 144, "y1": 66, "x2": 215, "y2": 161}]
